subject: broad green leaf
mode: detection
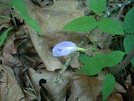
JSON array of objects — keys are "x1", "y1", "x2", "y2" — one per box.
[
  {"x1": 18, "y1": 13, "x2": 42, "y2": 35},
  {"x1": 89, "y1": 0, "x2": 106, "y2": 14},
  {"x1": 123, "y1": 35, "x2": 134, "y2": 66},
  {"x1": 93, "y1": 51, "x2": 125, "y2": 67},
  {"x1": 80, "y1": 59, "x2": 103, "y2": 75},
  {"x1": 78, "y1": 54, "x2": 92, "y2": 64},
  {"x1": 78, "y1": 51, "x2": 125, "y2": 75},
  {"x1": 62, "y1": 16, "x2": 97, "y2": 32},
  {"x1": 9, "y1": 0, "x2": 28, "y2": 17},
  {"x1": 124, "y1": 7, "x2": 134, "y2": 33},
  {"x1": 102, "y1": 74, "x2": 115, "y2": 101},
  {"x1": 97, "y1": 18, "x2": 124, "y2": 35},
  {"x1": 0, "y1": 15, "x2": 12, "y2": 20},
  {"x1": 0, "y1": 26, "x2": 14, "y2": 46}
]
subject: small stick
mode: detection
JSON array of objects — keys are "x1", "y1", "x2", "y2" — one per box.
[{"x1": 116, "y1": 0, "x2": 129, "y2": 20}]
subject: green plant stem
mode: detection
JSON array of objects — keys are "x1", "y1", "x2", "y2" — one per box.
[
  {"x1": 55, "y1": 31, "x2": 93, "y2": 83},
  {"x1": 110, "y1": 47, "x2": 134, "y2": 75},
  {"x1": 9, "y1": 4, "x2": 17, "y2": 28}
]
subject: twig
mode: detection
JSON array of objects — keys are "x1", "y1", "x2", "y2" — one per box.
[
  {"x1": 110, "y1": 47, "x2": 134, "y2": 75},
  {"x1": 116, "y1": 0, "x2": 128, "y2": 20},
  {"x1": 55, "y1": 31, "x2": 93, "y2": 83}
]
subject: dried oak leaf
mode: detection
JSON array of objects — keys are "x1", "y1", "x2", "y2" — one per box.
[
  {"x1": 28, "y1": 68, "x2": 74, "y2": 101},
  {"x1": 15, "y1": 0, "x2": 86, "y2": 71},
  {"x1": 68, "y1": 73, "x2": 126, "y2": 101},
  {"x1": 0, "y1": 65, "x2": 25, "y2": 101}
]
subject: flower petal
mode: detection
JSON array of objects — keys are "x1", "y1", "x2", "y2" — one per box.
[{"x1": 52, "y1": 41, "x2": 77, "y2": 56}]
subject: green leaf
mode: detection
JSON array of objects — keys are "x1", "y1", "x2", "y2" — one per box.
[
  {"x1": 123, "y1": 35, "x2": 134, "y2": 66},
  {"x1": 0, "y1": 26, "x2": 14, "y2": 46},
  {"x1": 9, "y1": 0, "x2": 28, "y2": 17},
  {"x1": 124, "y1": 7, "x2": 134, "y2": 33},
  {"x1": 18, "y1": 13, "x2": 42, "y2": 35},
  {"x1": 93, "y1": 51, "x2": 125, "y2": 67},
  {"x1": 89, "y1": 0, "x2": 106, "y2": 14},
  {"x1": 81, "y1": 59, "x2": 103, "y2": 75},
  {"x1": 97, "y1": 18, "x2": 124, "y2": 35},
  {"x1": 78, "y1": 54, "x2": 92, "y2": 64},
  {"x1": 102, "y1": 74, "x2": 115, "y2": 101},
  {"x1": 0, "y1": 15, "x2": 12, "y2": 20},
  {"x1": 78, "y1": 51, "x2": 125, "y2": 76},
  {"x1": 62, "y1": 16, "x2": 97, "y2": 32}
]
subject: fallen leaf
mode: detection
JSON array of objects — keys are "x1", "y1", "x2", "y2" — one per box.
[{"x1": 0, "y1": 65, "x2": 25, "y2": 101}]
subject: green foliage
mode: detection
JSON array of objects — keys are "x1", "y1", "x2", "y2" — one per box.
[
  {"x1": 124, "y1": 7, "x2": 134, "y2": 33},
  {"x1": 0, "y1": 15, "x2": 12, "y2": 20},
  {"x1": 78, "y1": 51, "x2": 125, "y2": 75},
  {"x1": 89, "y1": 0, "x2": 106, "y2": 14},
  {"x1": 9, "y1": 0, "x2": 42, "y2": 35},
  {"x1": 94, "y1": 51, "x2": 126, "y2": 67},
  {"x1": 123, "y1": 35, "x2": 134, "y2": 66},
  {"x1": 97, "y1": 18, "x2": 124, "y2": 35},
  {"x1": 102, "y1": 74, "x2": 115, "y2": 101},
  {"x1": 0, "y1": 26, "x2": 14, "y2": 46},
  {"x1": 9, "y1": 0, "x2": 28, "y2": 17},
  {"x1": 62, "y1": 16, "x2": 97, "y2": 31},
  {"x1": 78, "y1": 54, "x2": 92, "y2": 64}
]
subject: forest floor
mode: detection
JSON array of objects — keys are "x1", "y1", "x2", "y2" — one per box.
[{"x1": 0, "y1": 0, "x2": 134, "y2": 101}]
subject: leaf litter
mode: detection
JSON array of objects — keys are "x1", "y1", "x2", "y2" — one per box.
[{"x1": 0, "y1": 0, "x2": 134, "y2": 101}]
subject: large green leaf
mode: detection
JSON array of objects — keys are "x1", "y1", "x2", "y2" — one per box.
[
  {"x1": 102, "y1": 74, "x2": 115, "y2": 101},
  {"x1": 0, "y1": 26, "x2": 14, "y2": 46},
  {"x1": 124, "y1": 7, "x2": 134, "y2": 33},
  {"x1": 93, "y1": 51, "x2": 126, "y2": 67},
  {"x1": 89, "y1": 0, "x2": 106, "y2": 14},
  {"x1": 123, "y1": 35, "x2": 134, "y2": 66},
  {"x1": 78, "y1": 54, "x2": 92, "y2": 64},
  {"x1": 80, "y1": 59, "x2": 103, "y2": 75},
  {"x1": 18, "y1": 13, "x2": 42, "y2": 35},
  {"x1": 9, "y1": 0, "x2": 28, "y2": 17},
  {"x1": 62, "y1": 16, "x2": 97, "y2": 32},
  {"x1": 97, "y1": 18, "x2": 124, "y2": 35},
  {"x1": 78, "y1": 51, "x2": 125, "y2": 76}
]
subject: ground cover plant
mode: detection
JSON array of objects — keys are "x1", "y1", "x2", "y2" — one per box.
[{"x1": 0, "y1": 0, "x2": 134, "y2": 101}]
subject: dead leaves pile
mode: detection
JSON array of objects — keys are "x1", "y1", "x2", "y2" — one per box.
[{"x1": 0, "y1": 0, "x2": 134, "y2": 101}]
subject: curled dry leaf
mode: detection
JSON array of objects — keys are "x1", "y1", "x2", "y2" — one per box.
[
  {"x1": 0, "y1": 65, "x2": 25, "y2": 101},
  {"x1": 2, "y1": 36, "x2": 22, "y2": 68},
  {"x1": 28, "y1": 68, "x2": 74, "y2": 101},
  {"x1": 68, "y1": 73, "x2": 125, "y2": 101}
]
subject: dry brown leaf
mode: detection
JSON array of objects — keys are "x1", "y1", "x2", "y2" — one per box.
[
  {"x1": 0, "y1": 2, "x2": 10, "y2": 25},
  {"x1": 28, "y1": 68, "x2": 74, "y2": 101},
  {"x1": 0, "y1": 65, "x2": 25, "y2": 101},
  {"x1": 89, "y1": 28, "x2": 112, "y2": 49},
  {"x1": 68, "y1": 73, "x2": 125, "y2": 101},
  {"x1": 2, "y1": 36, "x2": 22, "y2": 67},
  {"x1": 14, "y1": 0, "x2": 86, "y2": 71},
  {"x1": 105, "y1": 92, "x2": 123, "y2": 101}
]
